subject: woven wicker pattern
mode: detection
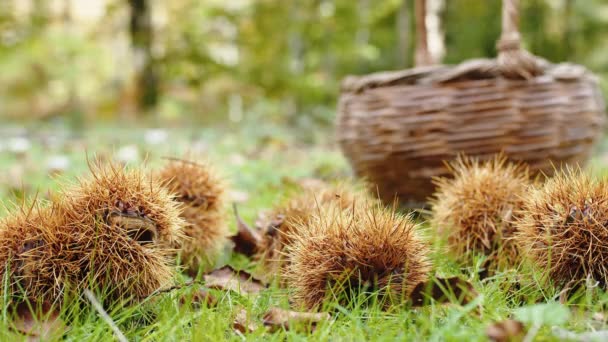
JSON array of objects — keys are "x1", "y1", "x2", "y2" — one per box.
[{"x1": 337, "y1": 60, "x2": 605, "y2": 205}]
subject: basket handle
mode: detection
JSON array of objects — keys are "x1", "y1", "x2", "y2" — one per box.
[
  {"x1": 413, "y1": 0, "x2": 543, "y2": 78},
  {"x1": 414, "y1": 0, "x2": 433, "y2": 67},
  {"x1": 496, "y1": 0, "x2": 543, "y2": 78}
]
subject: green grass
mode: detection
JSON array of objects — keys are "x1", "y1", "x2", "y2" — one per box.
[{"x1": 1, "y1": 121, "x2": 607, "y2": 341}]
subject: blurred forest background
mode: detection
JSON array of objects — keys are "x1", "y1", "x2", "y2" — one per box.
[{"x1": 0, "y1": 0, "x2": 607, "y2": 130}]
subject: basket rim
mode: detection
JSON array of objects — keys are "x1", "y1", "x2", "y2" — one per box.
[{"x1": 341, "y1": 57, "x2": 597, "y2": 94}]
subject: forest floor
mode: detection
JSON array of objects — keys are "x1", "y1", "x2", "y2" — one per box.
[{"x1": 1, "y1": 121, "x2": 608, "y2": 341}]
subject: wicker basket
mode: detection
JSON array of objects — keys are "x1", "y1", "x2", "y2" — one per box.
[{"x1": 337, "y1": 0, "x2": 605, "y2": 206}]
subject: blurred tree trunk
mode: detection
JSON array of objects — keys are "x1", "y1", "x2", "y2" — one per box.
[
  {"x1": 414, "y1": 0, "x2": 432, "y2": 66},
  {"x1": 427, "y1": 0, "x2": 444, "y2": 64},
  {"x1": 396, "y1": 0, "x2": 411, "y2": 68},
  {"x1": 128, "y1": 0, "x2": 158, "y2": 113}
]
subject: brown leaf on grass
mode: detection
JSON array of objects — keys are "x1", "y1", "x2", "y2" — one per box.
[
  {"x1": 486, "y1": 319, "x2": 525, "y2": 342},
  {"x1": 11, "y1": 302, "x2": 67, "y2": 341},
  {"x1": 262, "y1": 307, "x2": 330, "y2": 332},
  {"x1": 190, "y1": 289, "x2": 218, "y2": 307},
  {"x1": 233, "y1": 307, "x2": 260, "y2": 334},
  {"x1": 230, "y1": 204, "x2": 265, "y2": 256},
  {"x1": 179, "y1": 288, "x2": 218, "y2": 309},
  {"x1": 204, "y1": 266, "x2": 266, "y2": 295},
  {"x1": 410, "y1": 277, "x2": 477, "y2": 307}
]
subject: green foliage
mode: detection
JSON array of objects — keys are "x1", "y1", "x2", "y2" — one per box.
[
  {"x1": 0, "y1": 4, "x2": 113, "y2": 122},
  {"x1": 0, "y1": 1, "x2": 607, "y2": 123},
  {"x1": 443, "y1": 0, "x2": 501, "y2": 63},
  {"x1": 159, "y1": 0, "x2": 405, "y2": 122}
]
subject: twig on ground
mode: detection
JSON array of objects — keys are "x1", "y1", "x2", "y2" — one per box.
[{"x1": 84, "y1": 289, "x2": 128, "y2": 342}]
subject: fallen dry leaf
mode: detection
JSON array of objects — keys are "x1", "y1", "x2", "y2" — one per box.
[
  {"x1": 233, "y1": 307, "x2": 260, "y2": 334},
  {"x1": 486, "y1": 319, "x2": 525, "y2": 342},
  {"x1": 230, "y1": 204, "x2": 265, "y2": 257},
  {"x1": 179, "y1": 288, "x2": 218, "y2": 309},
  {"x1": 204, "y1": 266, "x2": 266, "y2": 295},
  {"x1": 262, "y1": 307, "x2": 330, "y2": 332},
  {"x1": 11, "y1": 301, "x2": 67, "y2": 341},
  {"x1": 410, "y1": 276, "x2": 477, "y2": 306}
]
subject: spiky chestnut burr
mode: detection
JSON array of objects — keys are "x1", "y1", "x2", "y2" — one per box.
[
  {"x1": 285, "y1": 201, "x2": 431, "y2": 309},
  {"x1": 516, "y1": 168, "x2": 608, "y2": 287},
  {"x1": 430, "y1": 155, "x2": 529, "y2": 271},
  {"x1": 257, "y1": 184, "x2": 359, "y2": 259},
  {"x1": 0, "y1": 202, "x2": 53, "y2": 302},
  {"x1": 36, "y1": 162, "x2": 186, "y2": 302},
  {"x1": 157, "y1": 158, "x2": 229, "y2": 276}
]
